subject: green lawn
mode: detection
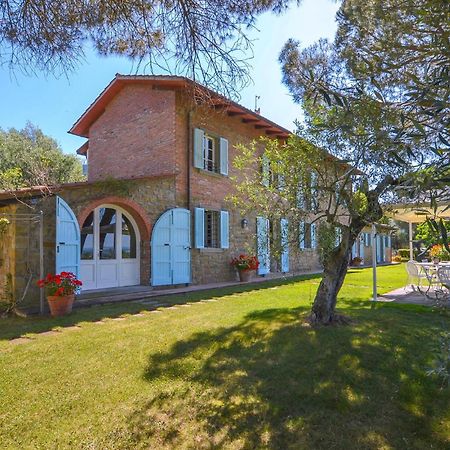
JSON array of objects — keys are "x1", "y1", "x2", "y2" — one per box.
[{"x1": 1, "y1": 264, "x2": 449, "y2": 449}]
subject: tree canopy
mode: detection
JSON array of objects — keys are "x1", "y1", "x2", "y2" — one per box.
[
  {"x1": 0, "y1": 0, "x2": 292, "y2": 98},
  {"x1": 232, "y1": 0, "x2": 450, "y2": 323},
  {"x1": 0, "y1": 123, "x2": 84, "y2": 191}
]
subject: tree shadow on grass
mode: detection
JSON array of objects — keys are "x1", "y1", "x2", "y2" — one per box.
[
  {"x1": 0, "y1": 274, "x2": 322, "y2": 341},
  {"x1": 128, "y1": 307, "x2": 450, "y2": 450}
]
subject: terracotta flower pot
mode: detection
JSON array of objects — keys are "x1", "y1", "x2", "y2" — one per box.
[
  {"x1": 238, "y1": 269, "x2": 253, "y2": 282},
  {"x1": 47, "y1": 294, "x2": 75, "y2": 317}
]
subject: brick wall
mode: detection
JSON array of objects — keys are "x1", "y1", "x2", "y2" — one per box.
[{"x1": 87, "y1": 85, "x2": 177, "y2": 182}]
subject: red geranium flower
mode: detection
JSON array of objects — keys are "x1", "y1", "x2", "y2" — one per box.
[{"x1": 37, "y1": 272, "x2": 83, "y2": 296}]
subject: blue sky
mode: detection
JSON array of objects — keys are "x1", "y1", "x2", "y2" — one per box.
[{"x1": 0, "y1": 0, "x2": 338, "y2": 155}]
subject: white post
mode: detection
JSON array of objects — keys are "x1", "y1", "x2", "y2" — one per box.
[
  {"x1": 371, "y1": 224, "x2": 377, "y2": 302},
  {"x1": 408, "y1": 221, "x2": 414, "y2": 261},
  {"x1": 39, "y1": 211, "x2": 45, "y2": 315}
]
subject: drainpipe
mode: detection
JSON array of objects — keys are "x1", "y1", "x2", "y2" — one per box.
[{"x1": 187, "y1": 110, "x2": 193, "y2": 211}]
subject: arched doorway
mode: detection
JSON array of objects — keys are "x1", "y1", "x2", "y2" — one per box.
[
  {"x1": 151, "y1": 208, "x2": 191, "y2": 286},
  {"x1": 79, "y1": 205, "x2": 140, "y2": 290}
]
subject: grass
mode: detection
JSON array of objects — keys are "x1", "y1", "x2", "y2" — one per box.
[{"x1": 0, "y1": 264, "x2": 449, "y2": 449}]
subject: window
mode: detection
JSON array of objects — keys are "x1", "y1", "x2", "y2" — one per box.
[
  {"x1": 299, "y1": 222, "x2": 316, "y2": 249},
  {"x1": 205, "y1": 210, "x2": 220, "y2": 248},
  {"x1": 99, "y1": 207, "x2": 117, "y2": 259},
  {"x1": 81, "y1": 211, "x2": 94, "y2": 260},
  {"x1": 203, "y1": 135, "x2": 218, "y2": 172},
  {"x1": 194, "y1": 129, "x2": 228, "y2": 175},
  {"x1": 121, "y1": 214, "x2": 137, "y2": 258}
]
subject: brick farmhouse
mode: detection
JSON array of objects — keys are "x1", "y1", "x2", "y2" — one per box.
[{"x1": 0, "y1": 75, "x2": 392, "y2": 311}]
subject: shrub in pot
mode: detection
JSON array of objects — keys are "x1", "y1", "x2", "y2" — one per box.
[
  {"x1": 350, "y1": 256, "x2": 363, "y2": 266},
  {"x1": 37, "y1": 272, "x2": 82, "y2": 317},
  {"x1": 230, "y1": 255, "x2": 259, "y2": 282}
]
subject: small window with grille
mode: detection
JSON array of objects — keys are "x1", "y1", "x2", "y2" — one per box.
[{"x1": 204, "y1": 210, "x2": 220, "y2": 248}]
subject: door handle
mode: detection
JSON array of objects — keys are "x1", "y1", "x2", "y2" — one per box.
[
  {"x1": 184, "y1": 246, "x2": 191, "y2": 250},
  {"x1": 59, "y1": 242, "x2": 66, "y2": 245},
  {"x1": 164, "y1": 243, "x2": 170, "y2": 246}
]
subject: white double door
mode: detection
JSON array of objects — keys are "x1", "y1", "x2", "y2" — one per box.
[{"x1": 80, "y1": 205, "x2": 140, "y2": 290}]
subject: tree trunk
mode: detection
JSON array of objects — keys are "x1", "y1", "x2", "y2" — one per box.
[
  {"x1": 310, "y1": 234, "x2": 354, "y2": 324},
  {"x1": 309, "y1": 181, "x2": 390, "y2": 325}
]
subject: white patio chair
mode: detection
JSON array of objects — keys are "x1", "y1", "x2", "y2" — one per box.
[
  {"x1": 437, "y1": 266, "x2": 450, "y2": 290},
  {"x1": 405, "y1": 261, "x2": 428, "y2": 291},
  {"x1": 432, "y1": 267, "x2": 450, "y2": 307}
]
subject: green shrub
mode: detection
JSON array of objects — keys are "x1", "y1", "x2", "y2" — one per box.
[{"x1": 397, "y1": 249, "x2": 410, "y2": 258}]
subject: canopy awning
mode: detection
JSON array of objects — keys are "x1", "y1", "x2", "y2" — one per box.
[{"x1": 386, "y1": 201, "x2": 450, "y2": 223}]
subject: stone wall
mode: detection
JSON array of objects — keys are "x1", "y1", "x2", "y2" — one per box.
[
  {"x1": 59, "y1": 175, "x2": 178, "y2": 286},
  {"x1": 0, "y1": 198, "x2": 56, "y2": 312},
  {"x1": 0, "y1": 205, "x2": 16, "y2": 310}
]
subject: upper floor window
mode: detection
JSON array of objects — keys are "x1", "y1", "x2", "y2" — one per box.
[
  {"x1": 203, "y1": 135, "x2": 219, "y2": 173},
  {"x1": 194, "y1": 128, "x2": 228, "y2": 176}
]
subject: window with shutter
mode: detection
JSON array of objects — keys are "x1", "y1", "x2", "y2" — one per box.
[
  {"x1": 220, "y1": 211, "x2": 229, "y2": 249},
  {"x1": 299, "y1": 221, "x2": 317, "y2": 249},
  {"x1": 204, "y1": 210, "x2": 220, "y2": 248},
  {"x1": 194, "y1": 207, "x2": 205, "y2": 248},
  {"x1": 281, "y1": 219, "x2": 289, "y2": 272},
  {"x1": 193, "y1": 128, "x2": 204, "y2": 169},
  {"x1": 262, "y1": 154, "x2": 270, "y2": 187},
  {"x1": 219, "y1": 138, "x2": 228, "y2": 175},
  {"x1": 193, "y1": 129, "x2": 229, "y2": 176},
  {"x1": 310, "y1": 172, "x2": 318, "y2": 210},
  {"x1": 311, "y1": 223, "x2": 317, "y2": 249}
]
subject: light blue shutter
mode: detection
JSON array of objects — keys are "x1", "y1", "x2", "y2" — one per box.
[
  {"x1": 297, "y1": 182, "x2": 305, "y2": 209},
  {"x1": 351, "y1": 241, "x2": 358, "y2": 258},
  {"x1": 311, "y1": 172, "x2": 318, "y2": 210},
  {"x1": 262, "y1": 154, "x2": 270, "y2": 187},
  {"x1": 299, "y1": 221, "x2": 306, "y2": 249},
  {"x1": 56, "y1": 196, "x2": 80, "y2": 278},
  {"x1": 335, "y1": 226, "x2": 342, "y2": 247},
  {"x1": 219, "y1": 138, "x2": 228, "y2": 176},
  {"x1": 257, "y1": 217, "x2": 270, "y2": 275},
  {"x1": 220, "y1": 210, "x2": 229, "y2": 249},
  {"x1": 194, "y1": 207, "x2": 205, "y2": 248},
  {"x1": 278, "y1": 163, "x2": 285, "y2": 190},
  {"x1": 387, "y1": 234, "x2": 391, "y2": 248},
  {"x1": 359, "y1": 234, "x2": 365, "y2": 260},
  {"x1": 311, "y1": 223, "x2": 317, "y2": 249},
  {"x1": 193, "y1": 128, "x2": 204, "y2": 169},
  {"x1": 281, "y1": 218, "x2": 289, "y2": 273}
]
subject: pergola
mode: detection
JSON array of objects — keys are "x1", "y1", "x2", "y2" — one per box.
[
  {"x1": 368, "y1": 201, "x2": 450, "y2": 301},
  {"x1": 387, "y1": 201, "x2": 450, "y2": 260}
]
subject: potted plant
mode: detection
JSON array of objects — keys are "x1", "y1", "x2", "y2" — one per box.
[
  {"x1": 429, "y1": 244, "x2": 450, "y2": 264},
  {"x1": 37, "y1": 272, "x2": 82, "y2": 317},
  {"x1": 350, "y1": 256, "x2": 363, "y2": 266},
  {"x1": 231, "y1": 254, "x2": 259, "y2": 282}
]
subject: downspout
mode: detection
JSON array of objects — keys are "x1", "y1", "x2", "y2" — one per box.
[
  {"x1": 187, "y1": 109, "x2": 193, "y2": 286},
  {"x1": 187, "y1": 109, "x2": 193, "y2": 211}
]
